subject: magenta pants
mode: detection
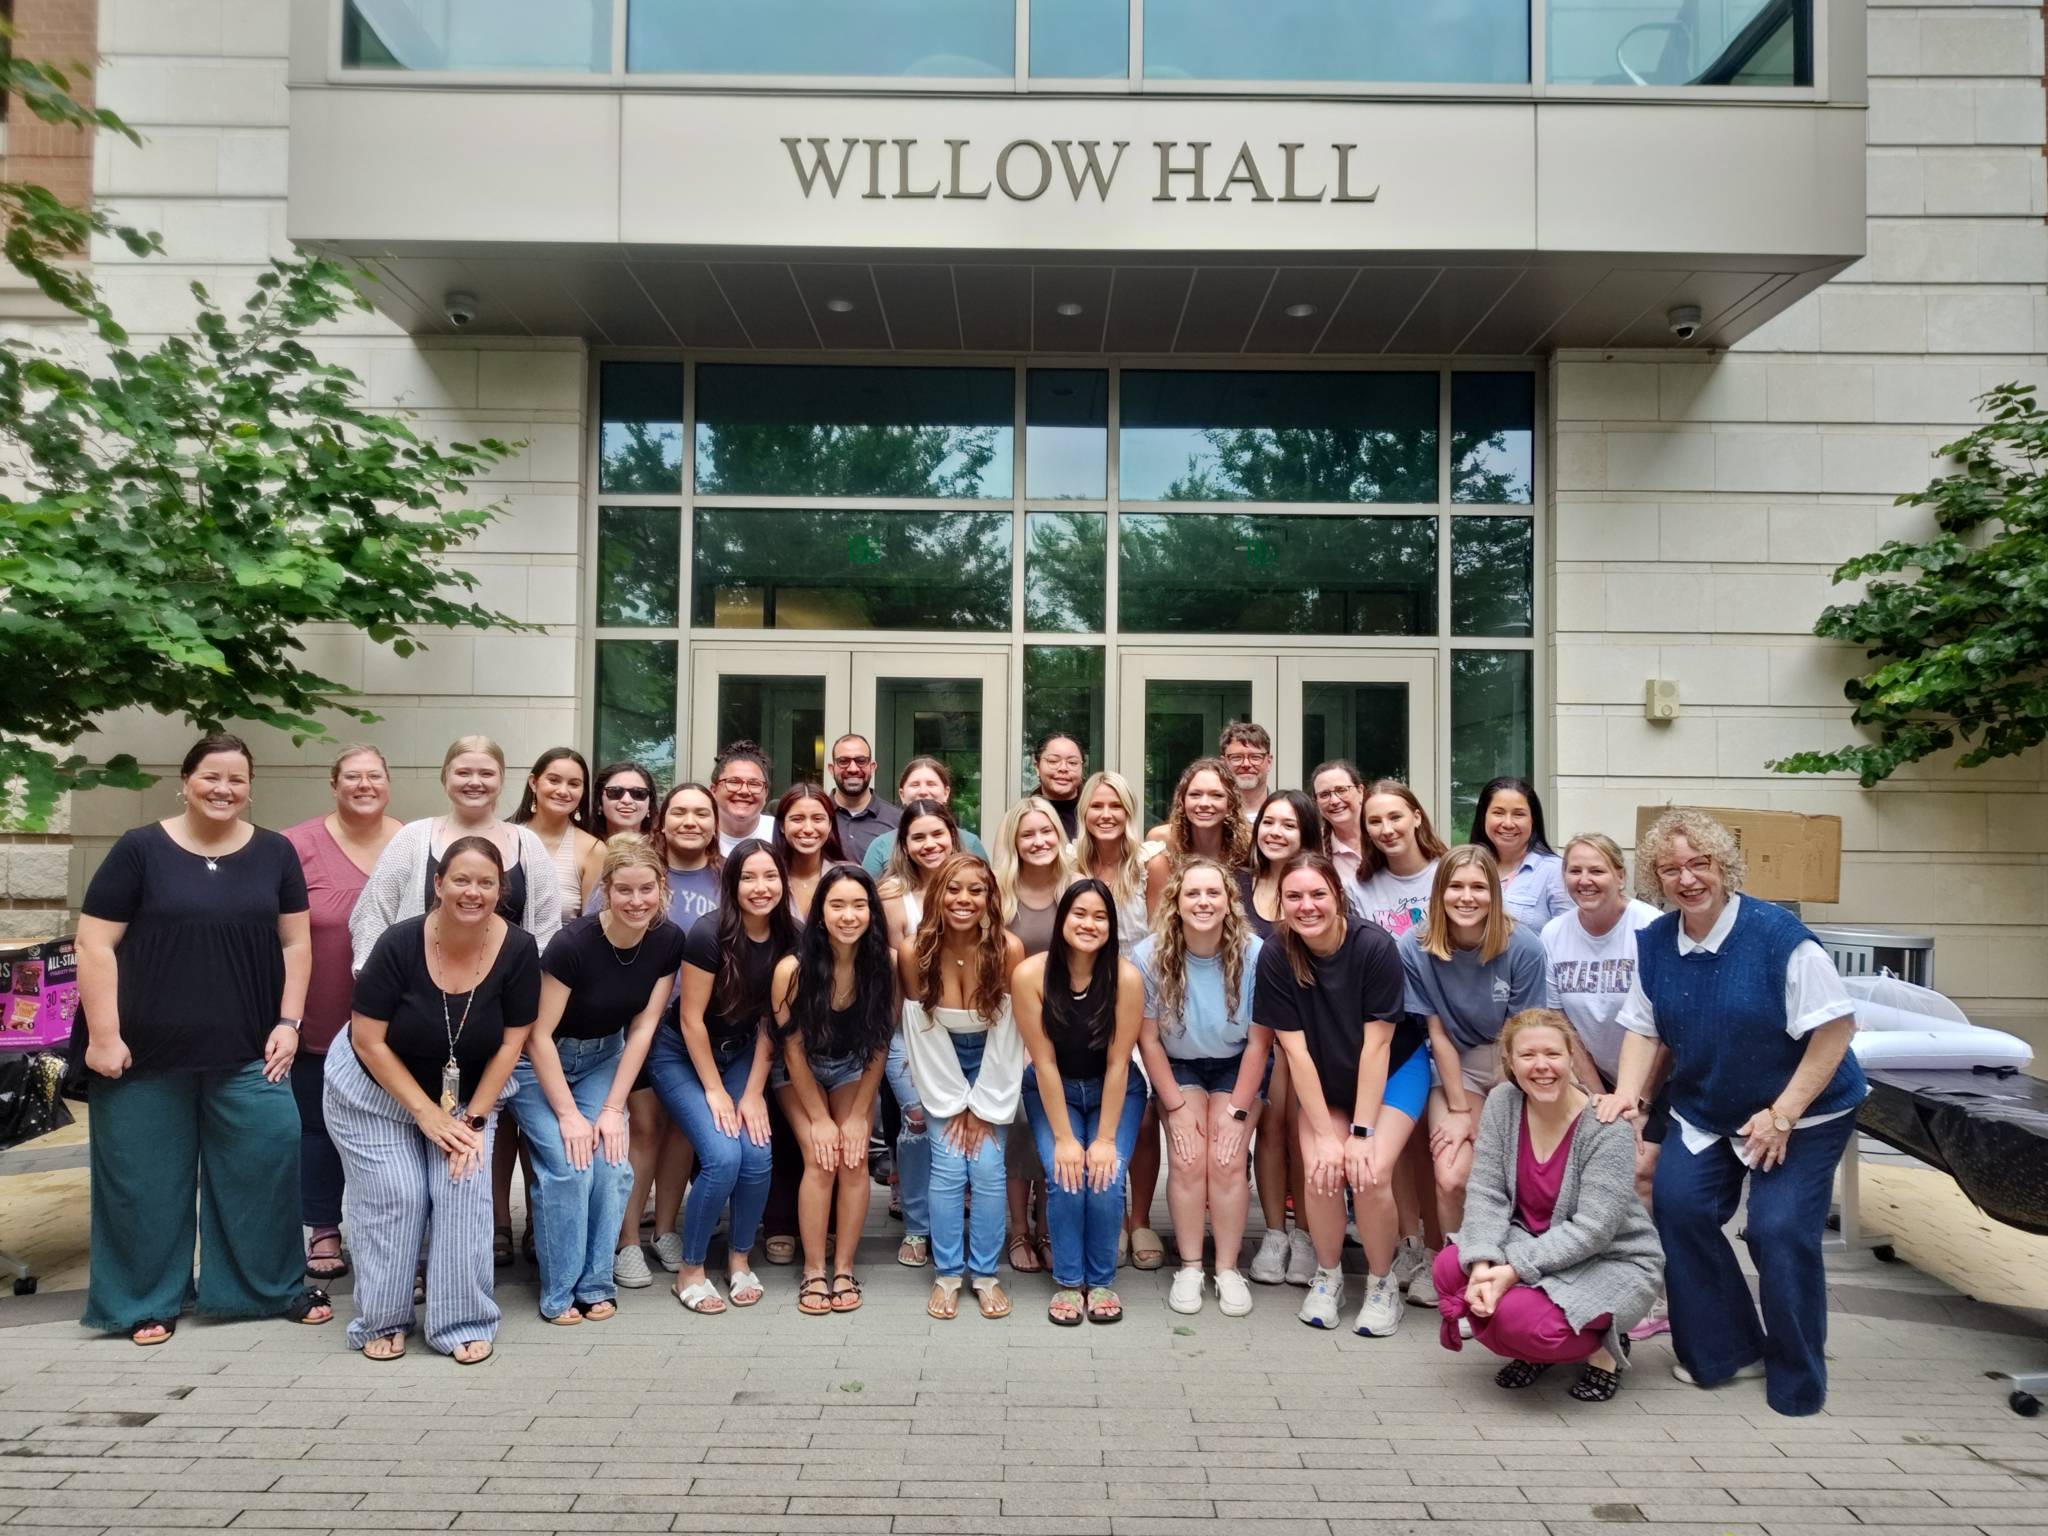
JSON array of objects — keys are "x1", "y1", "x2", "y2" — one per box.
[{"x1": 1433, "y1": 1242, "x2": 1611, "y2": 1362}]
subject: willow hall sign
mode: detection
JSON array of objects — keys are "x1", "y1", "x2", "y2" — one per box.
[{"x1": 781, "y1": 137, "x2": 1380, "y2": 205}]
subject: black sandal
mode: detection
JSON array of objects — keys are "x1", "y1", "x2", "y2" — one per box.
[
  {"x1": 1570, "y1": 1362, "x2": 1624, "y2": 1402},
  {"x1": 129, "y1": 1317, "x2": 176, "y2": 1346},
  {"x1": 286, "y1": 1287, "x2": 334, "y2": 1325},
  {"x1": 1494, "y1": 1359, "x2": 1551, "y2": 1389},
  {"x1": 413, "y1": 1266, "x2": 427, "y2": 1307},
  {"x1": 492, "y1": 1227, "x2": 513, "y2": 1269}
]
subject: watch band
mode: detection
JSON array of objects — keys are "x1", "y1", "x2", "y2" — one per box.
[
  {"x1": 1349, "y1": 1123, "x2": 1374, "y2": 1138},
  {"x1": 277, "y1": 1017, "x2": 303, "y2": 1032},
  {"x1": 1225, "y1": 1105, "x2": 1248, "y2": 1122}
]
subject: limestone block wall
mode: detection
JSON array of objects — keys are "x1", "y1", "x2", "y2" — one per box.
[{"x1": 1550, "y1": 0, "x2": 2048, "y2": 1032}]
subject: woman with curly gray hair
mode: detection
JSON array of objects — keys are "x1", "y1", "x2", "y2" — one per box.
[{"x1": 1594, "y1": 809, "x2": 1865, "y2": 1416}]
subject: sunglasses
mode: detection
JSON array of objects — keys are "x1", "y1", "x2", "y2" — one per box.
[{"x1": 603, "y1": 784, "x2": 652, "y2": 801}]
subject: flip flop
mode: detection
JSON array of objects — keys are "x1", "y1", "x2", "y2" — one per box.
[
  {"x1": 973, "y1": 1280, "x2": 1012, "y2": 1319},
  {"x1": 544, "y1": 1304, "x2": 585, "y2": 1326},
  {"x1": 927, "y1": 1281, "x2": 960, "y2": 1320},
  {"x1": 452, "y1": 1341, "x2": 494, "y2": 1366},
  {"x1": 829, "y1": 1273, "x2": 863, "y2": 1313},
  {"x1": 579, "y1": 1299, "x2": 616, "y2": 1321},
  {"x1": 362, "y1": 1332, "x2": 405, "y2": 1362},
  {"x1": 672, "y1": 1278, "x2": 726, "y2": 1314},
  {"x1": 726, "y1": 1269, "x2": 765, "y2": 1307},
  {"x1": 797, "y1": 1275, "x2": 833, "y2": 1316}
]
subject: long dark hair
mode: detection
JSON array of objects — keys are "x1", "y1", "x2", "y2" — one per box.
[
  {"x1": 511, "y1": 746, "x2": 592, "y2": 828},
  {"x1": 1469, "y1": 776, "x2": 1554, "y2": 862},
  {"x1": 1042, "y1": 878, "x2": 1119, "y2": 1059},
  {"x1": 783, "y1": 866, "x2": 895, "y2": 1063},
  {"x1": 427, "y1": 834, "x2": 504, "y2": 912},
  {"x1": 712, "y1": 838, "x2": 798, "y2": 1022},
  {"x1": 593, "y1": 760, "x2": 658, "y2": 838},
  {"x1": 771, "y1": 783, "x2": 847, "y2": 868},
  {"x1": 1251, "y1": 790, "x2": 1325, "y2": 878}
]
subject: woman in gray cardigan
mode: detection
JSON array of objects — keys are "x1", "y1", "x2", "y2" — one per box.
[{"x1": 1432, "y1": 1008, "x2": 1662, "y2": 1402}]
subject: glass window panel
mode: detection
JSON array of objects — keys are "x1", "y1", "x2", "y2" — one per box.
[
  {"x1": 595, "y1": 640, "x2": 678, "y2": 778},
  {"x1": 1451, "y1": 650, "x2": 1533, "y2": 838},
  {"x1": 695, "y1": 365, "x2": 1014, "y2": 498},
  {"x1": 1025, "y1": 512, "x2": 1107, "y2": 634},
  {"x1": 692, "y1": 509, "x2": 1011, "y2": 631},
  {"x1": 597, "y1": 507, "x2": 682, "y2": 628},
  {"x1": 875, "y1": 677, "x2": 986, "y2": 835},
  {"x1": 1119, "y1": 370, "x2": 1437, "y2": 503},
  {"x1": 1143, "y1": 0, "x2": 1528, "y2": 83},
  {"x1": 1302, "y1": 681, "x2": 1409, "y2": 788},
  {"x1": 1548, "y1": 0, "x2": 1810, "y2": 86},
  {"x1": 1142, "y1": 680, "x2": 1252, "y2": 827},
  {"x1": 1022, "y1": 646, "x2": 1105, "y2": 794},
  {"x1": 343, "y1": 0, "x2": 611, "y2": 70},
  {"x1": 1452, "y1": 517, "x2": 1535, "y2": 638},
  {"x1": 1026, "y1": 369, "x2": 1109, "y2": 499},
  {"x1": 715, "y1": 674, "x2": 826, "y2": 787},
  {"x1": 628, "y1": 0, "x2": 1013, "y2": 75},
  {"x1": 599, "y1": 361, "x2": 684, "y2": 494},
  {"x1": 1118, "y1": 513, "x2": 1436, "y2": 635},
  {"x1": 1452, "y1": 372, "x2": 1535, "y2": 505},
  {"x1": 1032, "y1": 0, "x2": 1129, "y2": 77}
]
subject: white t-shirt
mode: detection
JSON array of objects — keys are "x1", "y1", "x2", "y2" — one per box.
[
  {"x1": 717, "y1": 814, "x2": 777, "y2": 859},
  {"x1": 1541, "y1": 900, "x2": 1662, "y2": 1082},
  {"x1": 1353, "y1": 860, "x2": 1438, "y2": 941}
]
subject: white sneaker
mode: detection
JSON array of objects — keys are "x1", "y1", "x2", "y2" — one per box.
[
  {"x1": 1168, "y1": 1265, "x2": 1205, "y2": 1315},
  {"x1": 1390, "y1": 1236, "x2": 1426, "y2": 1290},
  {"x1": 1248, "y1": 1228, "x2": 1290, "y2": 1285},
  {"x1": 1407, "y1": 1250, "x2": 1439, "y2": 1307},
  {"x1": 1297, "y1": 1266, "x2": 1344, "y2": 1329},
  {"x1": 651, "y1": 1231, "x2": 684, "y2": 1272},
  {"x1": 1674, "y1": 1359, "x2": 1766, "y2": 1387},
  {"x1": 1285, "y1": 1229, "x2": 1318, "y2": 1288},
  {"x1": 1353, "y1": 1272, "x2": 1404, "y2": 1337},
  {"x1": 1215, "y1": 1268, "x2": 1254, "y2": 1317},
  {"x1": 613, "y1": 1243, "x2": 653, "y2": 1289}
]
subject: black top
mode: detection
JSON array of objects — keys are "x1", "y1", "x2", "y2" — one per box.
[
  {"x1": 81, "y1": 824, "x2": 309, "y2": 1075},
  {"x1": 1044, "y1": 992, "x2": 1111, "y2": 1083},
  {"x1": 806, "y1": 999, "x2": 867, "y2": 1062},
  {"x1": 541, "y1": 914, "x2": 690, "y2": 1042},
  {"x1": 681, "y1": 912, "x2": 778, "y2": 1058},
  {"x1": 352, "y1": 915, "x2": 542, "y2": 1100},
  {"x1": 1040, "y1": 792, "x2": 1081, "y2": 842},
  {"x1": 1252, "y1": 922, "x2": 1413, "y2": 1115},
  {"x1": 423, "y1": 846, "x2": 528, "y2": 926},
  {"x1": 1235, "y1": 868, "x2": 1277, "y2": 939}
]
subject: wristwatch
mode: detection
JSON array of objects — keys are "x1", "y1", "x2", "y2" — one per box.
[
  {"x1": 1350, "y1": 1123, "x2": 1374, "y2": 1139},
  {"x1": 277, "y1": 1017, "x2": 302, "y2": 1032},
  {"x1": 1770, "y1": 1110, "x2": 1793, "y2": 1133},
  {"x1": 450, "y1": 1108, "x2": 487, "y2": 1131},
  {"x1": 1225, "y1": 1105, "x2": 1248, "y2": 1123}
]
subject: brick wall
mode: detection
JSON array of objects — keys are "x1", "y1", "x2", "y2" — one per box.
[{"x1": 1, "y1": 0, "x2": 98, "y2": 214}]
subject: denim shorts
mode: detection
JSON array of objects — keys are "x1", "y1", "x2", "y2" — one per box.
[
  {"x1": 1167, "y1": 1052, "x2": 1270, "y2": 1100},
  {"x1": 770, "y1": 1048, "x2": 869, "y2": 1093}
]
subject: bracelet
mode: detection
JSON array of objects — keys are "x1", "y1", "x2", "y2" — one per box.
[
  {"x1": 1162, "y1": 1098, "x2": 1190, "y2": 1115},
  {"x1": 600, "y1": 1102, "x2": 626, "y2": 1115}
]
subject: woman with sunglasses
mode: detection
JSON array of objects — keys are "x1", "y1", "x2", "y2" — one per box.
[{"x1": 582, "y1": 761, "x2": 658, "y2": 891}]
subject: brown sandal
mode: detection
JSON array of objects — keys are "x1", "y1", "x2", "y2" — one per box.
[
  {"x1": 796, "y1": 1275, "x2": 832, "y2": 1316},
  {"x1": 1006, "y1": 1231, "x2": 1044, "y2": 1273},
  {"x1": 830, "y1": 1273, "x2": 863, "y2": 1313}
]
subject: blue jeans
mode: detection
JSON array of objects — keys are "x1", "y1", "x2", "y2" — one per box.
[
  {"x1": 291, "y1": 1049, "x2": 345, "y2": 1228},
  {"x1": 511, "y1": 1033, "x2": 633, "y2": 1318},
  {"x1": 925, "y1": 1031, "x2": 1005, "y2": 1280},
  {"x1": 1653, "y1": 1109, "x2": 1857, "y2": 1416},
  {"x1": 1023, "y1": 1066, "x2": 1148, "y2": 1290},
  {"x1": 885, "y1": 1031, "x2": 931, "y2": 1240},
  {"x1": 647, "y1": 1027, "x2": 772, "y2": 1267}
]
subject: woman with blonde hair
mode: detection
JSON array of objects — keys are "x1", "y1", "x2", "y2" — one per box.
[
  {"x1": 1353, "y1": 779, "x2": 1450, "y2": 941},
  {"x1": 1073, "y1": 771, "x2": 1158, "y2": 943},
  {"x1": 1402, "y1": 846, "x2": 1551, "y2": 1237}
]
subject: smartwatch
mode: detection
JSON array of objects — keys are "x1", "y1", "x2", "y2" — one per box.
[
  {"x1": 1349, "y1": 1123, "x2": 1374, "y2": 1139},
  {"x1": 1225, "y1": 1105, "x2": 1248, "y2": 1123},
  {"x1": 277, "y1": 1017, "x2": 302, "y2": 1032}
]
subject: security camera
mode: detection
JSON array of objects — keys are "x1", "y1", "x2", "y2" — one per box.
[
  {"x1": 443, "y1": 290, "x2": 479, "y2": 328},
  {"x1": 1667, "y1": 304, "x2": 1703, "y2": 342}
]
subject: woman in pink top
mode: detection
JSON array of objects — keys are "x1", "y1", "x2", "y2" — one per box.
[{"x1": 283, "y1": 745, "x2": 402, "y2": 1281}]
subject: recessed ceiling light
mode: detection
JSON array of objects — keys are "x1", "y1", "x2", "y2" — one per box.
[
  {"x1": 825, "y1": 297, "x2": 856, "y2": 314},
  {"x1": 1283, "y1": 302, "x2": 1318, "y2": 319},
  {"x1": 1055, "y1": 301, "x2": 1085, "y2": 317}
]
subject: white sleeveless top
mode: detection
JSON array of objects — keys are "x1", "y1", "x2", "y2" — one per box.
[
  {"x1": 546, "y1": 823, "x2": 584, "y2": 914},
  {"x1": 898, "y1": 997, "x2": 1024, "y2": 1125}
]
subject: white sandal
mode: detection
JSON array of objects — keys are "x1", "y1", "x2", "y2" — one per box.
[
  {"x1": 672, "y1": 1278, "x2": 726, "y2": 1314},
  {"x1": 726, "y1": 1269, "x2": 764, "y2": 1307}
]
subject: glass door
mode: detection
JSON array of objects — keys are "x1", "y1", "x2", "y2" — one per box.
[
  {"x1": 852, "y1": 649, "x2": 1010, "y2": 845},
  {"x1": 1279, "y1": 653, "x2": 1438, "y2": 808},
  {"x1": 688, "y1": 645, "x2": 850, "y2": 788},
  {"x1": 1117, "y1": 652, "x2": 1278, "y2": 828}
]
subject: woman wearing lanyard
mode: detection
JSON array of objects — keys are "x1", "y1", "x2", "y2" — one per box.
[
  {"x1": 1469, "y1": 776, "x2": 1569, "y2": 928},
  {"x1": 648, "y1": 840, "x2": 798, "y2": 1313},
  {"x1": 326, "y1": 836, "x2": 540, "y2": 1362},
  {"x1": 1134, "y1": 857, "x2": 1265, "y2": 1318},
  {"x1": 771, "y1": 866, "x2": 896, "y2": 1314},
  {"x1": 515, "y1": 836, "x2": 685, "y2": 1324},
  {"x1": 1597, "y1": 809, "x2": 1865, "y2": 1417},
  {"x1": 1252, "y1": 852, "x2": 1415, "y2": 1336},
  {"x1": 1403, "y1": 846, "x2": 1551, "y2": 1237},
  {"x1": 284, "y1": 744, "x2": 402, "y2": 1285}
]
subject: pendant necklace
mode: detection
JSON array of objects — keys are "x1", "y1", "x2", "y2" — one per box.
[
  {"x1": 434, "y1": 923, "x2": 488, "y2": 1112},
  {"x1": 600, "y1": 914, "x2": 642, "y2": 968}
]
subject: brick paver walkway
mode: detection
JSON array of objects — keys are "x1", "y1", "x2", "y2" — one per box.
[{"x1": 2, "y1": 1212, "x2": 2045, "y2": 1536}]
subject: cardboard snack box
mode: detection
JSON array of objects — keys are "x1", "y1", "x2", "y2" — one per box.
[
  {"x1": 1634, "y1": 806, "x2": 1842, "y2": 905},
  {"x1": 0, "y1": 937, "x2": 79, "y2": 1052}
]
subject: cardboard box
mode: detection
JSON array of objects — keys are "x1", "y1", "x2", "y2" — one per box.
[
  {"x1": 1634, "y1": 806, "x2": 1841, "y2": 904},
  {"x1": 0, "y1": 936, "x2": 79, "y2": 1053}
]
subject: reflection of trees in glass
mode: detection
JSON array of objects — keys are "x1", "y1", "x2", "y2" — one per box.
[
  {"x1": 597, "y1": 507, "x2": 682, "y2": 627},
  {"x1": 1450, "y1": 516, "x2": 1534, "y2": 637},
  {"x1": 1450, "y1": 649, "x2": 1532, "y2": 836},
  {"x1": 1450, "y1": 423, "x2": 1532, "y2": 504},
  {"x1": 1158, "y1": 426, "x2": 1438, "y2": 503},
  {"x1": 600, "y1": 420, "x2": 683, "y2": 494},
  {"x1": 1119, "y1": 513, "x2": 1436, "y2": 635},
  {"x1": 1025, "y1": 512, "x2": 1107, "y2": 632},
  {"x1": 692, "y1": 509, "x2": 1011, "y2": 630},
  {"x1": 695, "y1": 423, "x2": 1004, "y2": 498},
  {"x1": 596, "y1": 640, "x2": 679, "y2": 779},
  {"x1": 1021, "y1": 645, "x2": 1105, "y2": 789}
]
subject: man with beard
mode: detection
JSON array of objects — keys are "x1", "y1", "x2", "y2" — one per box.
[{"x1": 828, "y1": 734, "x2": 900, "y2": 864}]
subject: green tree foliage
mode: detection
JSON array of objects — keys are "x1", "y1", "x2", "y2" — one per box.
[
  {"x1": 697, "y1": 423, "x2": 1002, "y2": 499},
  {"x1": 0, "y1": 29, "x2": 520, "y2": 825},
  {"x1": 1771, "y1": 383, "x2": 2048, "y2": 786}
]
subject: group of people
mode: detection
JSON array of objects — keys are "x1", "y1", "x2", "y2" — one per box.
[{"x1": 74, "y1": 720, "x2": 1865, "y2": 1416}]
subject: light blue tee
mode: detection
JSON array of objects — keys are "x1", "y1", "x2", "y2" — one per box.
[{"x1": 1135, "y1": 931, "x2": 1263, "y2": 1060}]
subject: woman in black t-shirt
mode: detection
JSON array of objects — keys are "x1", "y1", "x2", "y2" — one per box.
[
  {"x1": 511, "y1": 835, "x2": 687, "y2": 1325},
  {"x1": 646, "y1": 840, "x2": 798, "y2": 1314},
  {"x1": 75, "y1": 733, "x2": 331, "y2": 1345},
  {"x1": 1252, "y1": 852, "x2": 1416, "y2": 1340},
  {"x1": 325, "y1": 837, "x2": 541, "y2": 1364}
]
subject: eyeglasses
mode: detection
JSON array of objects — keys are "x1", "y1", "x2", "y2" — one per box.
[
  {"x1": 831, "y1": 755, "x2": 872, "y2": 769},
  {"x1": 1313, "y1": 787, "x2": 1354, "y2": 802},
  {"x1": 717, "y1": 777, "x2": 766, "y2": 794},
  {"x1": 1038, "y1": 755, "x2": 1083, "y2": 770},
  {"x1": 602, "y1": 785, "x2": 651, "y2": 802},
  {"x1": 1655, "y1": 857, "x2": 1715, "y2": 882},
  {"x1": 1223, "y1": 753, "x2": 1269, "y2": 768}
]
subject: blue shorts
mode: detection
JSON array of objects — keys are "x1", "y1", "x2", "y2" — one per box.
[
  {"x1": 1371, "y1": 1046, "x2": 1432, "y2": 1124},
  {"x1": 770, "y1": 1048, "x2": 869, "y2": 1093},
  {"x1": 1167, "y1": 1052, "x2": 1271, "y2": 1101}
]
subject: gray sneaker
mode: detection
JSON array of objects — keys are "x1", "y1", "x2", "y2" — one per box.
[
  {"x1": 651, "y1": 1231, "x2": 684, "y2": 1272},
  {"x1": 1354, "y1": 1272, "x2": 1403, "y2": 1337},
  {"x1": 1284, "y1": 1228, "x2": 1318, "y2": 1287},
  {"x1": 1248, "y1": 1228, "x2": 1290, "y2": 1286},
  {"x1": 614, "y1": 1243, "x2": 654, "y2": 1289}
]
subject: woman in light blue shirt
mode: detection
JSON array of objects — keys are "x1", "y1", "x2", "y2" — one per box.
[{"x1": 1469, "y1": 777, "x2": 1570, "y2": 928}]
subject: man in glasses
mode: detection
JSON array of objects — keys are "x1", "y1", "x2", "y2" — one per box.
[
  {"x1": 825, "y1": 733, "x2": 900, "y2": 865},
  {"x1": 1218, "y1": 721, "x2": 1273, "y2": 820},
  {"x1": 710, "y1": 740, "x2": 777, "y2": 856}
]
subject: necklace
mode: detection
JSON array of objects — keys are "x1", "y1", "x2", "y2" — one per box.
[
  {"x1": 599, "y1": 914, "x2": 643, "y2": 967},
  {"x1": 432, "y1": 922, "x2": 489, "y2": 1112}
]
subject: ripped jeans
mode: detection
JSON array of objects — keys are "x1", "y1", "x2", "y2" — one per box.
[{"x1": 884, "y1": 1031, "x2": 931, "y2": 1239}]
